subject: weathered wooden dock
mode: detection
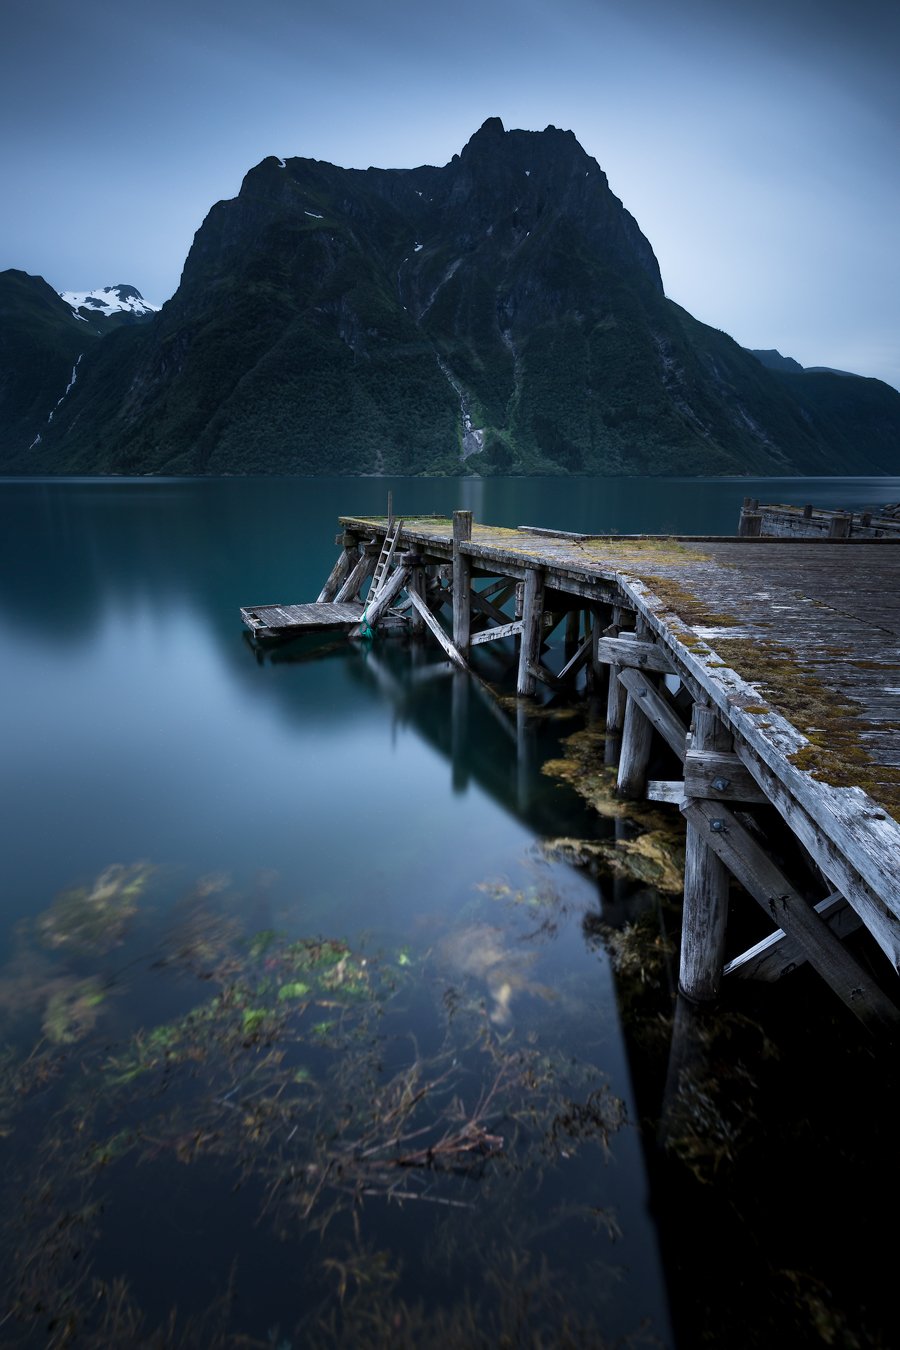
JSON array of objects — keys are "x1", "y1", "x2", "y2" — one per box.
[
  {"x1": 739, "y1": 495, "x2": 900, "y2": 539},
  {"x1": 242, "y1": 509, "x2": 900, "y2": 1036},
  {"x1": 240, "y1": 601, "x2": 365, "y2": 639}
]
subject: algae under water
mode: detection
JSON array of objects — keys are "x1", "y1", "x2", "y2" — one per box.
[{"x1": 0, "y1": 864, "x2": 658, "y2": 1348}]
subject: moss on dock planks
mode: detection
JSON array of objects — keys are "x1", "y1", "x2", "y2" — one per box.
[{"x1": 706, "y1": 637, "x2": 900, "y2": 818}]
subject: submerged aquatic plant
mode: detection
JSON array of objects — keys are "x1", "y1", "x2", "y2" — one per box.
[
  {"x1": 543, "y1": 832, "x2": 685, "y2": 895},
  {"x1": 41, "y1": 978, "x2": 106, "y2": 1045},
  {"x1": 0, "y1": 879, "x2": 630, "y2": 1348},
  {"x1": 36, "y1": 861, "x2": 154, "y2": 956}
]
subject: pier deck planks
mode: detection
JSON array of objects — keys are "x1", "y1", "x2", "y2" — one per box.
[{"x1": 240, "y1": 601, "x2": 364, "y2": 635}]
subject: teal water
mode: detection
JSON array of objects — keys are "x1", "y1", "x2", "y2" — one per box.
[{"x1": 1, "y1": 475, "x2": 898, "y2": 1349}]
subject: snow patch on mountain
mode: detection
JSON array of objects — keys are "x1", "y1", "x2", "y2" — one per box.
[{"x1": 60, "y1": 284, "x2": 159, "y2": 320}]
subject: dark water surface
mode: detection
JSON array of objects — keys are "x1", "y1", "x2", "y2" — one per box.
[{"x1": 1, "y1": 475, "x2": 899, "y2": 1349}]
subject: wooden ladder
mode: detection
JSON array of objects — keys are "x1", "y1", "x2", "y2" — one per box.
[{"x1": 368, "y1": 517, "x2": 403, "y2": 603}]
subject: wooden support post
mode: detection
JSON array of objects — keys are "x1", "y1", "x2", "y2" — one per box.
[
  {"x1": 616, "y1": 668, "x2": 689, "y2": 758},
  {"x1": 408, "y1": 559, "x2": 426, "y2": 637},
  {"x1": 723, "y1": 891, "x2": 861, "y2": 982},
  {"x1": 584, "y1": 610, "x2": 596, "y2": 695},
  {"x1": 681, "y1": 798, "x2": 900, "y2": 1035},
  {"x1": 407, "y1": 589, "x2": 468, "y2": 669},
  {"x1": 564, "y1": 608, "x2": 580, "y2": 657},
  {"x1": 470, "y1": 586, "x2": 514, "y2": 628},
  {"x1": 350, "y1": 564, "x2": 409, "y2": 636},
  {"x1": 591, "y1": 610, "x2": 606, "y2": 698},
  {"x1": 604, "y1": 619, "x2": 624, "y2": 765},
  {"x1": 452, "y1": 510, "x2": 472, "y2": 655},
  {"x1": 317, "y1": 532, "x2": 358, "y2": 602},
  {"x1": 616, "y1": 674, "x2": 657, "y2": 799},
  {"x1": 516, "y1": 567, "x2": 544, "y2": 697},
  {"x1": 556, "y1": 631, "x2": 593, "y2": 683},
  {"x1": 605, "y1": 616, "x2": 627, "y2": 735},
  {"x1": 678, "y1": 704, "x2": 733, "y2": 1004},
  {"x1": 334, "y1": 545, "x2": 377, "y2": 603},
  {"x1": 828, "y1": 512, "x2": 851, "y2": 539}
]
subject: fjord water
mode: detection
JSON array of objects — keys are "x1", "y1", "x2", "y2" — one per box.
[{"x1": 1, "y1": 474, "x2": 899, "y2": 1349}]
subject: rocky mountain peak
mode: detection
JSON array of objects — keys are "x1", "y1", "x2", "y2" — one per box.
[
  {"x1": 60, "y1": 284, "x2": 159, "y2": 323},
  {"x1": 6, "y1": 123, "x2": 899, "y2": 480}
]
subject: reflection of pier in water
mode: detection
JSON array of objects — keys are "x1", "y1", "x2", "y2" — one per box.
[{"x1": 357, "y1": 643, "x2": 664, "y2": 951}]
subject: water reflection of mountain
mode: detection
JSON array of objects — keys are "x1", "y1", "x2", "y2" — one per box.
[{"x1": 0, "y1": 478, "x2": 333, "y2": 645}]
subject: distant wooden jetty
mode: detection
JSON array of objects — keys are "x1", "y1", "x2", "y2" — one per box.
[
  {"x1": 739, "y1": 495, "x2": 900, "y2": 539},
  {"x1": 241, "y1": 505, "x2": 900, "y2": 1036}
]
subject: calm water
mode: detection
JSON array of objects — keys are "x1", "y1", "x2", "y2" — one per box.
[{"x1": 1, "y1": 474, "x2": 899, "y2": 1349}]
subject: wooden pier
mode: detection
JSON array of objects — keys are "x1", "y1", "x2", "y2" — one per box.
[
  {"x1": 240, "y1": 601, "x2": 365, "y2": 639},
  {"x1": 739, "y1": 495, "x2": 900, "y2": 539},
  {"x1": 242, "y1": 509, "x2": 900, "y2": 1036}
]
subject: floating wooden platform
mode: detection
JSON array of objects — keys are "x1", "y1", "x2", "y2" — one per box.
[
  {"x1": 243, "y1": 509, "x2": 900, "y2": 1037},
  {"x1": 240, "y1": 601, "x2": 364, "y2": 639}
]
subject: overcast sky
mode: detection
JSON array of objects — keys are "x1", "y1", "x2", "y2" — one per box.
[{"x1": 3, "y1": 0, "x2": 898, "y2": 388}]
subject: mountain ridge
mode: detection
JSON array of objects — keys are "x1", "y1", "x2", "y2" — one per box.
[{"x1": 4, "y1": 119, "x2": 899, "y2": 477}]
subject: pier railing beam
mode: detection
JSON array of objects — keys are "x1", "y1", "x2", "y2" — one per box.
[
  {"x1": 516, "y1": 567, "x2": 545, "y2": 697},
  {"x1": 452, "y1": 510, "x2": 473, "y2": 654},
  {"x1": 678, "y1": 704, "x2": 733, "y2": 1004}
]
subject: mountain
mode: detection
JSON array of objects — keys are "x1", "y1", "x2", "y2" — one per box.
[
  {"x1": 60, "y1": 284, "x2": 159, "y2": 332},
  {"x1": 748, "y1": 349, "x2": 806, "y2": 374},
  {"x1": 0, "y1": 272, "x2": 159, "y2": 462},
  {"x1": 0, "y1": 269, "x2": 101, "y2": 458},
  {"x1": 5, "y1": 119, "x2": 900, "y2": 477},
  {"x1": 747, "y1": 347, "x2": 900, "y2": 466}
]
